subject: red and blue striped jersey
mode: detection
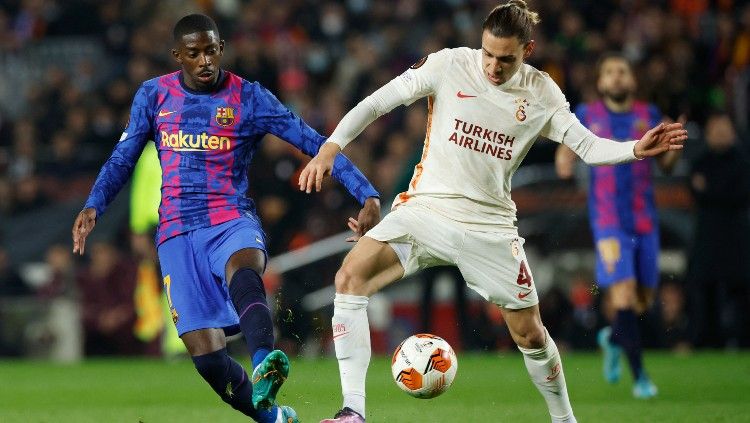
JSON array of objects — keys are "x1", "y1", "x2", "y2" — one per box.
[
  {"x1": 576, "y1": 100, "x2": 661, "y2": 235},
  {"x1": 85, "y1": 70, "x2": 379, "y2": 244}
]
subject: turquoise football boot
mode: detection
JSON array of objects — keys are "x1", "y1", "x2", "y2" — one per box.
[
  {"x1": 279, "y1": 405, "x2": 300, "y2": 423},
  {"x1": 597, "y1": 326, "x2": 622, "y2": 384},
  {"x1": 252, "y1": 349, "x2": 290, "y2": 410},
  {"x1": 632, "y1": 373, "x2": 658, "y2": 399}
]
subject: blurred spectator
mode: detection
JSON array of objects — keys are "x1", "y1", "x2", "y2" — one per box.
[
  {"x1": 77, "y1": 241, "x2": 158, "y2": 356},
  {"x1": 0, "y1": 246, "x2": 29, "y2": 296},
  {"x1": 687, "y1": 113, "x2": 750, "y2": 348},
  {"x1": 36, "y1": 243, "x2": 76, "y2": 300},
  {"x1": 657, "y1": 280, "x2": 692, "y2": 352}
]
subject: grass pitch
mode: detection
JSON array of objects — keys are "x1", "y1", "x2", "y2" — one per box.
[{"x1": 1, "y1": 351, "x2": 749, "y2": 422}]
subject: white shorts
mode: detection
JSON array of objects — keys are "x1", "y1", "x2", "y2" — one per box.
[{"x1": 365, "y1": 203, "x2": 538, "y2": 309}]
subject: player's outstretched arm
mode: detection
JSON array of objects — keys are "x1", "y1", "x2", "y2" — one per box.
[
  {"x1": 633, "y1": 122, "x2": 687, "y2": 159},
  {"x1": 72, "y1": 208, "x2": 97, "y2": 255},
  {"x1": 75, "y1": 84, "x2": 153, "y2": 254}
]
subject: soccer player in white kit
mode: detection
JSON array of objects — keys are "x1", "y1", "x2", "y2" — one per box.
[{"x1": 300, "y1": 2, "x2": 686, "y2": 422}]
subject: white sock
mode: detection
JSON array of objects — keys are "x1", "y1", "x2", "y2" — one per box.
[
  {"x1": 332, "y1": 293, "x2": 370, "y2": 417},
  {"x1": 518, "y1": 328, "x2": 576, "y2": 423}
]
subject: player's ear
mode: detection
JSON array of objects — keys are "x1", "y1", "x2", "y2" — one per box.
[
  {"x1": 219, "y1": 39, "x2": 225, "y2": 55},
  {"x1": 523, "y1": 40, "x2": 535, "y2": 60},
  {"x1": 171, "y1": 48, "x2": 182, "y2": 64}
]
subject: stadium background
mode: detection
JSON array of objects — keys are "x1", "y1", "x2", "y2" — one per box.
[{"x1": 0, "y1": 0, "x2": 749, "y2": 421}]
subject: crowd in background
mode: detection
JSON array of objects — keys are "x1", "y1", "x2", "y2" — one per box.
[{"x1": 0, "y1": 0, "x2": 749, "y2": 358}]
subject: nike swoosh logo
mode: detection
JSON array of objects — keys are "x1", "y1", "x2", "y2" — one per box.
[
  {"x1": 518, "y1": 291, "x2": 531, "y2": 299},
  {"x1": 158, "y1": 110, "x2": 176, "y2": 117},
  {"x1": 456, "y1": 91, "x2": 477, "y2": 98},
  {"x1": 332, "y1": 331, "x2": 350, "y2": 339}
]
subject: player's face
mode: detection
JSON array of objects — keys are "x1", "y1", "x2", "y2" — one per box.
[
  {"x1": 481, "y1": 31, "x2": 534, "y2": 86},
  {"x1": 172, "y1": 30, "x2": 224, "y2": 91},
  {"x1": 597, "y1": 58, "x2": 636, "y2": 103}
]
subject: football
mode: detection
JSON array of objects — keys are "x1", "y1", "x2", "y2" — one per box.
[{"x1": 391, "y1": 333, "x2": 458, "y2": 399}]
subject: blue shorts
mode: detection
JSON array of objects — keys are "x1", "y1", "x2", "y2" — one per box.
[
  {"x1": 593, "y1": 228, "x2": 659, "y2": 289},
  {"x1": 157, "y1": 216, "x2": 267, "y2": 337}
]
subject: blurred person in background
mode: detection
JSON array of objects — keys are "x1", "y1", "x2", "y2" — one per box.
[
  {"x1": 0, "y1": 245, "x2": 28, "y2": 297},
  {"x1": 301, "y1": 2, "x2": 686, "y2": 421},
  {"x1": 555, "y1": 52, "x2": 680, "y2": 399},
  {"x1": 76, "y1": 240, "x2": 151, "y2": 356},
  {"x1": 687, "y1": 112, "x2": 750, "y2": 349},
  {"x1": 71, "y1": 14, "x2": 381, "y2": 423},
  {"x1": 657, "y1": 280, "x2": 692, "y2": 352}
]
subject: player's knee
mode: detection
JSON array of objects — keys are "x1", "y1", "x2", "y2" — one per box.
[
  {"x1": 334, "y1": 265, "x2": 367, "y2": 296},
  {"x1": 514, "y1": 325, "x2": 546, "y2": 349}
]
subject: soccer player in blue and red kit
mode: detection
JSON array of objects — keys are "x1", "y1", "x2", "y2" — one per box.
[
  {"x1": 72, "y1": 14, "x2": 381, "y2": 422},
  {"x1": 556, "y1": 53, "x2": 679, "y2": 399}
]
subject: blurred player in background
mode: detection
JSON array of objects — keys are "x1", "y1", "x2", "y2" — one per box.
[
  {"x1": 300, "y1": 2, "x2": 686, "y2": 422},
  {"x1": 72, "y1": 14, "x2": 381, "y2": 423},
  {"x1": 555, "y1": 53, "x2": 680, "y2": 399}
]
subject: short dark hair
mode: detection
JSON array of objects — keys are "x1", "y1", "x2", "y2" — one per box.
[
  {"x1": 596, "y1": 52, "x2": 633, "y2": 78},
  {"x1": 173, "y1": 14, "x2": 219, "y2": 42},
  {"x1": 482, "y1": 0, "x2": 541, "y2": 44}
]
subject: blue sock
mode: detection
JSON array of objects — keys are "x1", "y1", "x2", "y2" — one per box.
[
  {"x1": 192, "y1": 348, "x2": 278, "y2": 422},
  {"x1": 229, "y1": 268, "x2": 274, "y2": 368},
  {"x1": 610, "y1": 309, "x2": 644, "y2": 379},
  {"x1": 253, "y1": 348, "x2": 272, "y2": 369}
]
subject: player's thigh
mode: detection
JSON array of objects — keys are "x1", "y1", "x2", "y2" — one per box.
[
  {"x1": 457, "y1": 230, "x2": 538, "y2": 310},
  {"x1": 201, "y1": 216, "x2": 268, "y2": 284},
  {"x1": 158, "y1": 234, "x2": 240, "y2": 337},
  {"x1": 364, "y1": 204, "x2": 462, "y2": 275},
  {"x1": 354, "y1": 204, "x2": 463, "y2": 295},
  {"x1": 500, "y1": 304, "x2": 545, "y2": 349},
  {"x1": 336, "y1": 236, "x2": 405, "y2": 296}
]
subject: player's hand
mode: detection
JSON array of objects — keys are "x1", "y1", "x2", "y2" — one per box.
[
  {"x1": 72, "y1": 208, "x2": 97, "y2": 255},
  {"x1": 634, "y1": 122, "x2": 687, "y2": 159},
  {"x1": 554, "y1": 144, "x2": 577, "y2": 179},
  {"x1": 346, "y1": 197, "x2": 381, "y2": 242},
  {"x1": 299, "y1": 142, "x2": 340, "y2": 193}
]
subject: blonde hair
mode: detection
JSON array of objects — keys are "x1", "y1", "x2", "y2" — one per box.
[{"x1": 483, "y1": 0, "x2": 541, "y2": 43}]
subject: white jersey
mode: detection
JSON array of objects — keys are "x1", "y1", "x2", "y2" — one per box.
[
  {"x1": 328, "y1": 47, "x2": 638, "y2": 229},
  {"x1": 389, "y1": 48, "x2": 577, "y2": 227}
]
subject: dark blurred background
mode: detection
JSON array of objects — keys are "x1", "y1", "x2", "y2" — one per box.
[{"x1": 0, "y1": 0, "x2": 748, "y2": 361}]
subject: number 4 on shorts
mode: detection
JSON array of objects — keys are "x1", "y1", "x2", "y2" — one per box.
[{"x1": 516, "y1": 261, "x2": 532, "y2": 287}]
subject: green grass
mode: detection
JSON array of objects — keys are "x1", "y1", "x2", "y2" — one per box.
[{"x1": 1, "y1": 352, "x2": 749, "y2": 422}]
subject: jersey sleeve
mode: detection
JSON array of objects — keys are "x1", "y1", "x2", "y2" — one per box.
[
  {"x1": 83, "y1": 83, "x2": 153, "y2": 217},
  {"x1": 326, "y1": 49, "x2": 453, "y2": 149},
  {"x1": 538, "y1": 75, "x2": 578, "y2": 142},
  {"x1": 250, "y1": 83, "x2": 379, "y2": 205},
  {"x1": 392, "y1": 48, "x2": 453, "y2": 106}
]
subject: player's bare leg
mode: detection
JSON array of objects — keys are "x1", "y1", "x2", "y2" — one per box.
[
  {"x1": 601, "y1": 278, "x2": 657, "y2": 398},
  {"x1": 502, "y1": 305, "x2": 577, "y2": 423},
  {"x1": 321, "y1": 236, "x2": 405, "y2": 423}
]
